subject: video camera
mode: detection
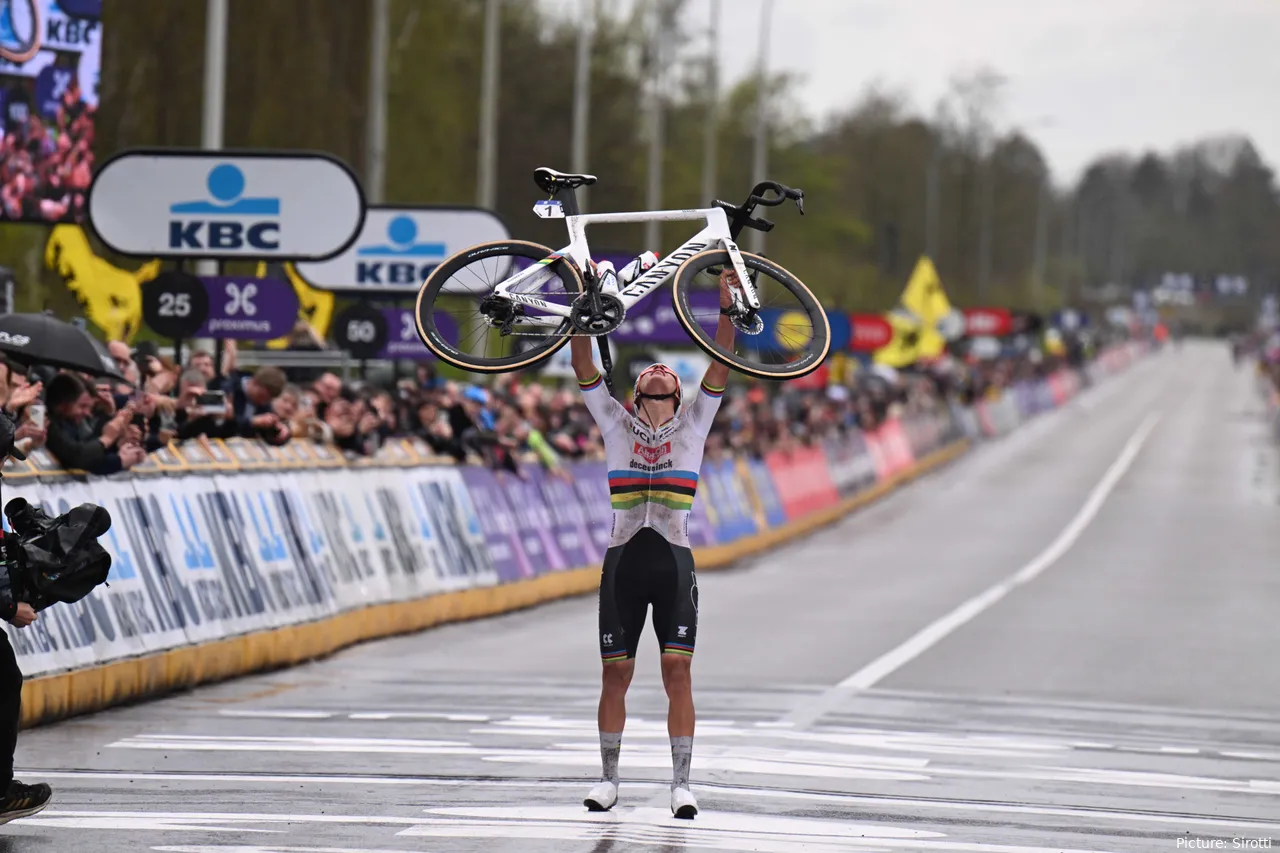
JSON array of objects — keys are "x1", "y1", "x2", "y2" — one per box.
[{"x1": 1, "y1": 498, "x2": 113, "y2": 613}]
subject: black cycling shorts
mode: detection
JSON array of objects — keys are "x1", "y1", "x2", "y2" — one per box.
[{"x1": 598, "y1": 526, "x2": 698, "y2": 663}]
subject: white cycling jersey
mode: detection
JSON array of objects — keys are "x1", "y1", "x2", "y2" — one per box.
[{"x1": 578, "y1": 371, "x2": 724, "y2": 549}]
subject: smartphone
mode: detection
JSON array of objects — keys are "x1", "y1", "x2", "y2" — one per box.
[
  {"x1": 197, "y1": 390, "x2": 226, "y2": 416},
  {"x1": 27, "y1": 403, "x2": 45, "y2": 430}
]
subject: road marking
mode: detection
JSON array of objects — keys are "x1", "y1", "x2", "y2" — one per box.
[
  {"x1": 218, "y1": 710, "x2": 335, "y2": 720},
  {"x1": 402, "y1": 806, "x2": 1119, "y2": 853},
  {"x1": 783, "y1": 411, "x2": 1162, "y2": 729},
  {"x1": 22, "y1": 775, "x2": 1280, "y2": 834}
]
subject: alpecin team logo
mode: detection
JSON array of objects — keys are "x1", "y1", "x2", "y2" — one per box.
[{"x1": 633, "y1": 441, "x2": 671, "y2": 465}]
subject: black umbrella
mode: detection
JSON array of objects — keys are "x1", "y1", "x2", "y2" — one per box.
[{"x1": 0, "y1": 313, "x2": 129, "y2": 382}]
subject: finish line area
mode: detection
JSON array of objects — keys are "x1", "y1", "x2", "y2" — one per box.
[{"x1": 8, "y1": 345, "x2": 1280, "y2": 852}]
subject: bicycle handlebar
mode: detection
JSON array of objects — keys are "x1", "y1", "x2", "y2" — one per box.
[{"x1": 715, "y1": 180, "x2": 806, "y2": 240}]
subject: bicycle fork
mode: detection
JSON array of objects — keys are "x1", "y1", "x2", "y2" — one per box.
[{"x1": 720, "y1": 239, "x2": 761, "y2": 312}]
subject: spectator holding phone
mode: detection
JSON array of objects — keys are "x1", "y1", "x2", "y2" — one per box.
[{"x1": 44, "y1": 373, "x2": 147, "y2": 474}]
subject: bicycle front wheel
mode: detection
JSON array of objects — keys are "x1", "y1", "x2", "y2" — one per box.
[
  {"x1": 672, "y1": 250, "x2": 831, "y2": 380},
  {"x1": 415, "y1": 240, "x2": 583, "y2": 373}
]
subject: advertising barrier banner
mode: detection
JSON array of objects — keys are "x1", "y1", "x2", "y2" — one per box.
[
  {"x1": 764, "y1": 446, "x2": 841, "y2": 520},
  {"x1": 2, "y1": 360, "x2": 1146, "y2": 684},
  {"x1": 699, "y1": 458, "x2": 758, "y2": 544},
  {"x1": 824, "y1": 432, "x2": 877, "y2": 496}
]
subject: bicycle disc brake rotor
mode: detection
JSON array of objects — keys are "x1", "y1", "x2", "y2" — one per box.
[
  {"x1": 733, "y1": 311, "x2": 765, "y2": 336},
  {"x1": 570, "y1": 293, "x2": 624, "y2": 335}
]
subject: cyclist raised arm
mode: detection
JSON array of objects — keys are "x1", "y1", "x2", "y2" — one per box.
[
  {"x1": 698, "y1": 268, "x2": 737, "y2": 411},
  {"x1": 572, "y1": 268, "x2": 736, "y2": 821}
]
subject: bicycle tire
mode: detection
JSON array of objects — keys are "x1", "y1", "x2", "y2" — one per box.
[
  {"x1": 415, "y1": 239, "x2": 583, "y2": 373},
  {"x1": 0, "y1": 0, "x2": 41, "y2": 63},
  {"x1": 671, "y1": 250, "x2": 831, "y2": 380}
]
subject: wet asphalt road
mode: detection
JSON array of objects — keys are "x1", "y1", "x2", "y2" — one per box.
[{"x1": 6, "y1": 341, "x2": 1280, "y2": 853}]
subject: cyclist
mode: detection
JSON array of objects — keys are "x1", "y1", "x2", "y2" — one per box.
[{"x1": 573, "y1": 267, "x2": 736, "y2": 820}]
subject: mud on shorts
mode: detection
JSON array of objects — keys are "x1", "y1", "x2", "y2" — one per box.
[{"x1": 598, "y1": 526, "x2": 698, "y2": 663}]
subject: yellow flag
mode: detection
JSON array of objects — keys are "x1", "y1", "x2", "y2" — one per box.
[
  {"x1": 873, "y1": 310, "x2": 924, "y2": 368},
  {"x1": 898, "y1": 256, "x2": 951, "y2": 359},
  {"x1": 44, "y1": 225, "x2": 161, "y2": 342},
  {"x1": 257, "y1": 262, "x2": 336, "y2": 348}
]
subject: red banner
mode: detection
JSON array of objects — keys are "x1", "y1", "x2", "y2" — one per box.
[
  {"x1": 764, "y1": 446, "x2": 840, "y2": 519},
  {"x1": 879, "y1": 419, "x2": 916, "y2": 475},
  {"x1": 787, "y1": 362, "x2": 830, "y2": 391},
  {"x1": 849, "y1": 314, "x2": 893, "y2": 351},
  {"x1": 862, "y1": 418, "x2": 916, "y2": 480},
  {"x1": 1046, "y1": 370, "x2": 1080, "y2": 406},
  {"x1": 964, "y1": 308, "x2": 1013, "y2": 338}
]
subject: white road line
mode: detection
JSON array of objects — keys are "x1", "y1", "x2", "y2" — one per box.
[
  {"x1": 24, "y1": 772, "x2": 1280, "y2": 833},
  {"x1": 784, "y1": 411, "x2": 1162, "y2": 729}
]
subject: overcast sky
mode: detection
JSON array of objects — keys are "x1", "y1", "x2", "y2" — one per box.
[{"x1": 540, "y1": 0, "x2": 1279, "y2": 186}]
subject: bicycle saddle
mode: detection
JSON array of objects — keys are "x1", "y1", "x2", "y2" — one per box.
[{"x1": 534, "y1": 167, "x2": 598, "y2": 193}]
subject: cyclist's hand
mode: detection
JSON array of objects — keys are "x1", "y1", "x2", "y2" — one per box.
[{"x1": 718, "y1": 268, "x2": 739, "y2": 309}]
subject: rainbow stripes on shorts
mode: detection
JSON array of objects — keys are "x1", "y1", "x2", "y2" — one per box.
[
  {"x1": 663, "y1": 642, "x2": 695, "y2": 657},
  {"x1": 608, "y1": 470, "x2": 699, "y2": 512}
]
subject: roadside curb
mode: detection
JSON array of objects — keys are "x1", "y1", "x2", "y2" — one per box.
[{"x1": 19, "y1": 439, "x2": 969, "y2": 729}]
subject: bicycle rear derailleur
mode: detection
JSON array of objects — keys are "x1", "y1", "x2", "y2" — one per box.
[{"x1": 479, "y1": 293, "x2": 522, "y2": 335}]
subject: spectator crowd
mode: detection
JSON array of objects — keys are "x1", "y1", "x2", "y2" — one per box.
[
  {"x1": 0, "y1": 325, "x2": 1118, "y2": 478},
  {"x1": 0, "y1": 77, "x2": 96, "y2": 223}
]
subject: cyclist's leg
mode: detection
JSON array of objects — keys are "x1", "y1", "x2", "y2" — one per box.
[
  {"x1": 649, "y1": 534, "x2": 698, "y2": 801},
  {"x1": 594, "y1": 536, "x2": 647, "y2": 791}
]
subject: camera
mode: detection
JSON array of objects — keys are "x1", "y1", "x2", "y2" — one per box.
[{"x1": 2, "y1": 498, "x2": 113, "y2": 612}]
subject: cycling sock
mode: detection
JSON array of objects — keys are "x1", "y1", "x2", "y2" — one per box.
[
  {"x1": 671, "y1": 736, "x2": 693, "y2": 790},
  {"x1": 600, "y1": 732, "x2": 622, "y2": 784}
]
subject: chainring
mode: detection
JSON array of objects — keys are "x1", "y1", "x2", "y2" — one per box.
[{"x1": 570, "y1": 293, "x2": 624, "y2": 335}]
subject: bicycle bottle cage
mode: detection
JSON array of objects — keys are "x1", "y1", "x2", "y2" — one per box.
[{"x1": 712, "y1": 181, "x2": 805, "y2": 241}]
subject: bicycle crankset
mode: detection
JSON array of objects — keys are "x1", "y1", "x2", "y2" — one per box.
[{"x1": 570, "y1": 292, "x2": 624, "y2": 335}]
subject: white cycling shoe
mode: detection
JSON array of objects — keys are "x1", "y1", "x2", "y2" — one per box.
[
  {"x1": 671, "y1": 786, "x2": 698, "y2": 819},
  {"x1": 584, "y1": 780, "x2": 618, "y2": 812}
]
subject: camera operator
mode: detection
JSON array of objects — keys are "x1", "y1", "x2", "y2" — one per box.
[{"x1": 0, "y1": 408, "x2": 53, "y2": 824}]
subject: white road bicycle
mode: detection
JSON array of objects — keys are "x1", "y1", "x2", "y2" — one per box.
[{"x1": 415, "y1": 167, "x2": 831, "y2": 384}]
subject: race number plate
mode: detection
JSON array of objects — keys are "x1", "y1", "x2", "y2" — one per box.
[{"x1": 533, "y1": 200, "x2": 565, "y2": 219}]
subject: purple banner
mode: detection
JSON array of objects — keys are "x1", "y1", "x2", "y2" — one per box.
[
  {"x1": 688, "y1": 484, "x2": 719, "y2": 548},
  {"x1": 501, "y1": 466, "x2": 566, "y2": 574},
  {"x1": 613, "y1": 288, "x2": 720, "y2": 345},
  {"x1": 747, "y1": 458, "x2": 788, "y2": 527},
  {"x1": 536, "y1": 466, "x2": 599, "y2": 568},
  {"x1": 381, "y1": 308, "x2": 458, "y2": 361},
  {"x1": 197, "y1": 276, "x2": 300, "y2": 340},
  {"x1": 35, "y1": 66, "x2": 73, "y2": 120},
  {"x1": 457, "y1": 465, "x2": 531, "y2": 582},
  {"x1": 569, "y1": 460, "x2": 614, "y2": 556}
]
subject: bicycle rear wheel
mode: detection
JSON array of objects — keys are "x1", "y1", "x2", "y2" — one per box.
[
  {"x1": 415, "y1": 240, "x2": 583, "y2": 373},
  {"x1": 0, "y1": 0, "x2": 40, "y2": 63},
  {"x1": 671, "y1": 250, "x2": 830, "y2": 380}
]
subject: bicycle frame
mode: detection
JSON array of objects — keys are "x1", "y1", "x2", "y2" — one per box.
[{"x1": 492, "y1": 206, "x2": 759, "y2": 329}]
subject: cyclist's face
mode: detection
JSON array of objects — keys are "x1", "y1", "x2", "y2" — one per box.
[
  {"x1": 636, "y1": 370, "x2": 679, "y2": 426},
  {"x1": 639, "y1": 372, "x2": 677, "y2": 397}
]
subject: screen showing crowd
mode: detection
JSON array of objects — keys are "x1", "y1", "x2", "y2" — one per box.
[{"x1": 0, "y1": 0, "x2": 100, "y2": 223}]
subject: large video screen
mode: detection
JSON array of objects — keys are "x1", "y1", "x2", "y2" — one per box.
[{"x1": 0, "y1": 0, "x2": 99, "y2": 223}]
